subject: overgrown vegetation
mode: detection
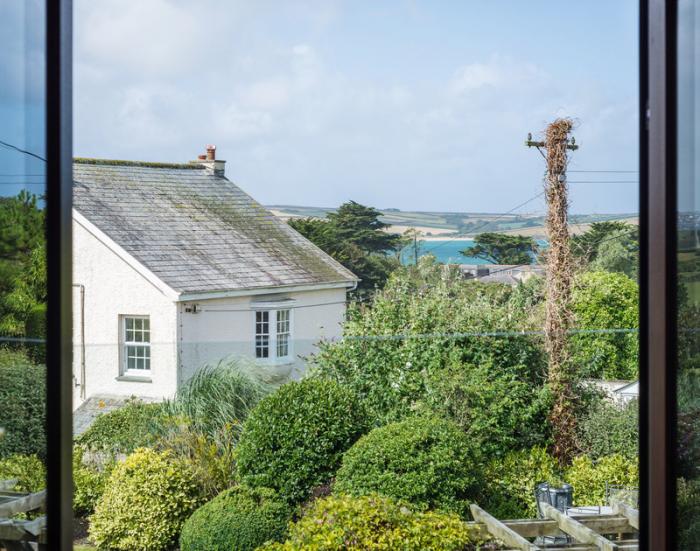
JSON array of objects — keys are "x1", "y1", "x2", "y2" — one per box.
[{"x1": 312, "y1": 258, "x2": 551, "y2": 451}]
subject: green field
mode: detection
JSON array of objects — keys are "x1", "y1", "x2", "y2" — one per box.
[{"x1": 267, "y1": 204, "x2": 638, "y2": 237}]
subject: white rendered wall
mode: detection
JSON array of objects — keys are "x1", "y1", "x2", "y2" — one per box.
[
  {"x1": 72, "y1": 218, "x2": 178, "y2": 409},
  {"x1": 179, "y1": 287, "x2": 347, "y2": 383}
]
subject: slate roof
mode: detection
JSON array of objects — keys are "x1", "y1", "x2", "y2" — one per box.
[{"x1": 73, "y1": 159, "x2": 357, "y2": 295}]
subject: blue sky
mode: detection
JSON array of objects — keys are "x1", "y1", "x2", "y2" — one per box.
[{"x1": 2, "y1": 1, "x2": 639, "y2": 214}]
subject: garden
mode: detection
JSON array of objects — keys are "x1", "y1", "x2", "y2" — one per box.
[{"x1": 0, "y1": 243, "x2": 648, "y2": 550}]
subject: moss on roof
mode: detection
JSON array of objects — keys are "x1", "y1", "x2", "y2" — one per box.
[{"x1": 74, "y1": 158, "x2": 203, "y2": 170}]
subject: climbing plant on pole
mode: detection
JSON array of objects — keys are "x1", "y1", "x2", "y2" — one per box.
[{"x1": 526, "y1": 118, "x2": 578, "y2": 463}]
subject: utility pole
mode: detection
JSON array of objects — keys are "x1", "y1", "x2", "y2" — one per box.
[
  {"x1": 526, "y1": 118, "x2": 579, "y2": 463},
  {"x1": 414, "y1": 232, "x2": 419, "y2": 265}
]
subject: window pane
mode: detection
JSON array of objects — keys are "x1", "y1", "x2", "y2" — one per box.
[
  {"x1": 678, "y1": 3, "x2": 700, "y2": 546},
  {"x1": 0, "y1": 0, "x2": 47, "y2": 530}
]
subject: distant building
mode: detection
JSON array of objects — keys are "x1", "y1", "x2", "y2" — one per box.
[
  {"x1": 460, "y1": 264, "x2": 544, "y2": 284},
  {"x1": 71, "y1": 147, "x2": 357, "y2": 410},
  {"x1": 584, "y1": 379, "x2": 639, "y2": 406}
]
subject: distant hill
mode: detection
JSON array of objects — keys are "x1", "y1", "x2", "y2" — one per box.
[{"x1": 267, "y1": 205, "x2": 638, "y2": 239}]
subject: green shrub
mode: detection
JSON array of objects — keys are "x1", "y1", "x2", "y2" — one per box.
[
  {"x1": 0, "y1": 454, "x2": 45, "y2": 493},
  {"x1": 334, "y1": 416, "x2": 480, "y2": 517},
  {"x1": 89, "y1": 448, "x2": 205, "y2": 551},
  {"x1": 180, "y1": 486, "x2": 290, "y2": 551},
  {"x1": 73, "y1": 445, "x2": 114, "y2": 517},
  {"x1": 237, "y1": 378, "x2": 369, "y2": 505},
  {"x1": 564, "y1": 454, "x2": 638, "y2": 506},
  {"x1": 577, "y1": 399, "x2": 638, "y2": 459},
  {"x1": 421, "y1": 363, "x2": 551, "y2": 458},
  {"x1": 0, "y1": 349, "x2": 46, "y2": 459},
  {"x1": 481, "y1": 446, "x2": 561, "y2": 519},
  {"x1": 76, "y1": 398, "x2": 166, "y2": 456},
  {"x1": 678, "y1": 477, "x2": 700, "y2": 549},
  {"x1": 570, "y1": 271, "x2": 638, "y2": 380},
  {"x1": 262, "y1": 494, "x2": 483, "y2": 550}
]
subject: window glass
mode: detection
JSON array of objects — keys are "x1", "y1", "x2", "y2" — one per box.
[
  {"x1": 677, "y1": 2, "x2": 700, "y2": 547},
  {"x1": 123, "y1": 316, "x2": 151, "y2": 372},
  {"x1": 0, "y1": 0, "x2": 48, "y2": 543}
]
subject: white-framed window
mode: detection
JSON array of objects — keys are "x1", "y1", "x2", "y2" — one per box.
[
  {"x1": 255, "y1": 308, "x2": 293, "y2": 362},
  {"x1": 122, "y1": 316, "x2": 151, "y2": 374}
]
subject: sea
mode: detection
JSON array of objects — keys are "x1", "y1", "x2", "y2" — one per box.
[{"x1": 400, "y1": 239, "x2": 546, "y2": 265}]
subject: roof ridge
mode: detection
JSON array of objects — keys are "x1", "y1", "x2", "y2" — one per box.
[{"x1": 74, "y1": 157, "x2": 204, "y2": 170}]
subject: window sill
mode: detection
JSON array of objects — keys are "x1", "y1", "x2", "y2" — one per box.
[{"x1": 116, "y1": 375, "x2": 152, "y2": 383}]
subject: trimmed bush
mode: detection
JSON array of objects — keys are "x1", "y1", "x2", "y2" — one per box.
[
  {"x1": 89, "y1": 448, "x2": 205, "y2": 551},
  {"x1": 180, "y1": 486, "x2": 290, "y2": 551},
  {"x1": 262, "y1": 494, "x2": 483, "y2": 550},
  {"x1": 577, "y1": 399, "x2": 638, "y2": 460},
  {"x1": 481, "y1": 447, "x2": 561, "y2": 519},
  {"x1": 73, "y1": 445, "x2": 114, "y2": 517},
  {"x1": 0, "y1": 349, "x2": 46, "y2": 459},
  {"x1": 564, "y1": 454, "x2": 638, "y2": 506},
  {"x1": 77, "y1": 398, "x2": 166, "y2": 456},
  {"x1": 0, "y1": 454, "x2": 45, "y2": 493},
  {"x1": 334, "y1": 416, "x2": 480, "y2": 516},
  {"x1": 237, "y1": 378, "x2": 369, "y2": 505}
]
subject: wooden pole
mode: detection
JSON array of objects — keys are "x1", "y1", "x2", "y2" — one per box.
[{"x1": 527, "y1": 119, "x2": 579, "y2": 462}]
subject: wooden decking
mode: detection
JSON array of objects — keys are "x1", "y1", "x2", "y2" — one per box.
[
  {"x1": 0, "y1": 481, "x2": 46, "y2": 551},
  {"x1": 466, "y1": 501, "x2": 639, "y2": 551}
]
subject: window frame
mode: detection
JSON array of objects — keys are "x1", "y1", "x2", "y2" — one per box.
[
  {"x1": 121, "y1": 315, "x2": 152, "y2": 375},
  {"x1": 254, "y1": 307, "x2": 294, "y2": 364}
]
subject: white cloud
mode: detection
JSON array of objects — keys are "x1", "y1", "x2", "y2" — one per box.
[{"x1": 73, "y1": 2, "x2": 638, "y2": 213}]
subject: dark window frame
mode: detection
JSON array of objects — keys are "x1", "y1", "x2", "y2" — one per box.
[
  {"x1": 37, "y1": 0, "x2": 685, "y2": 547},
  {"x1": 641, "y1": 0, "x2": 677, "y2": 548},
  {"x1": 45, "y1": 0, "x2": 73, "y2": 548}
]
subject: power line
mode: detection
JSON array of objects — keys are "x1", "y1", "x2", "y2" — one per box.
[
  {"x1": 569, "y1": 180, "x2": 639, "y2": 184},
  {"x1": 568, "y1": 170, "x2": 638, "y2": 174},
  {"x1": 421, "y1": 190, "x2": 546, "y2": 256},
  {"x1": 0, "y1": 140, "x2": 47, "y2": 162},
  {"x1": 0, "y1": 174, "x2": 46, "y2": 177}
]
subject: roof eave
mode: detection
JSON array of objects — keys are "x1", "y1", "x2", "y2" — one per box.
[{"x1": 177, "y1": 280, "x2": 358, "y2": 302}]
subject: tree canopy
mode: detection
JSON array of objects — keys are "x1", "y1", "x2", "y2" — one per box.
[
  {"x1": 288, "y1": 201, "x2": 402, "y2": 296},
  {"x1": 461, "y1": 232, "x2": 537, "y2": 265}
]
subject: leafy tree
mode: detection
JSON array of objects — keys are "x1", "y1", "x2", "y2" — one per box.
[
  {"x1": 572, "y1": 221, "x2": 637, "y2": 264},
  {"x1": 312, "y1": 257, "x2": 550, "y2": 454},
  {"x1": 461, "y1": 232, "x2": 537, "y2": 264},
  {"x1": 288, "y1": 201, "x2": 402, "y2": 296},
  {"x1": 0, "y1": 191, "x2": 44, "y2": 262},
  {"x1": 590, "y1": 228, "x2": 639, "y2": 279},
  {"x1": 326, "y1": 201, "x2": 401, "y2": 252},
  {"x1": 570, "y1": 271, "x2": 639, "y2": 379},
  {"x1": 0, "y1": 243, "x2": 47, "y2": 341}
]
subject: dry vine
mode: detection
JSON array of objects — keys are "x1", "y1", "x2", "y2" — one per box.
[{"x1": 543, "y1": 118, "x2": 577, "y2": 463}]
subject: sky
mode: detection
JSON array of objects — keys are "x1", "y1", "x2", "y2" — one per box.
[{"x1": 1, "y1": 1, "x2": 639, "y2": 214}]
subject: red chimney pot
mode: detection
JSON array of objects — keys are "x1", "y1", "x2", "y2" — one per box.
[{"x1": 206, "y1": 144, "x2": 216, "y2": 161}]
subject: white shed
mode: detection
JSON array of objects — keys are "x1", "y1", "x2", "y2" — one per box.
[{"x1": 71, "y1": 152, "x2": 357, "y2": 409}]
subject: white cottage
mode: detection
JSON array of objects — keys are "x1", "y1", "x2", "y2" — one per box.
[{"x1": 71, "y1": 149, "x2": 357, "y2": 410}]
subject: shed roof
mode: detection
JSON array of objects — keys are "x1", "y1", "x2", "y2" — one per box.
[{"x1": 73, "y1": 159, "x2": 357, "y2": 295}]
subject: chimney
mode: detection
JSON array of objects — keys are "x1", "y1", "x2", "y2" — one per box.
[{"x1": 192, "y1": 144, "x2": 225, "y2": 176}]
